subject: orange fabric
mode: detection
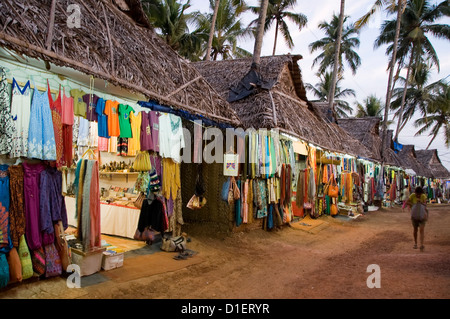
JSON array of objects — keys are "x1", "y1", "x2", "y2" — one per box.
[{"x1": 104, "y1": 100, "x2": 120, "y2": 137}]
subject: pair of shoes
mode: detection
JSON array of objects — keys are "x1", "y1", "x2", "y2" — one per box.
[
  {"x1": 420, "y1": 246, "x2": 425, "y2": 252},
  {"x1": 413, "y1": 244, "x2": 418, "y2": 249}
]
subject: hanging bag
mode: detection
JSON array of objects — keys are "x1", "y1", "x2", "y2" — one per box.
[
  {"x1": 133, "y1": 151, "x2": 152, "y2": 172},
  {"x1": 221, "y1": 177, "x2": 231, "y2": 202},
  {"x1": 0, "y1": 253, "x2": 9, "y2": 288},
  {"x1": 44, "y1": 243, "x2": 62, "y2": 278},
  {"x1": 6, "y1": 247, "x2": 22, "y2": 284},
  {"x1": 411, "y1": 203, "x2": 428, "y2": 222},
  {"x1": 18, "y1": 235, "x2": 33, "y2": 280},
  {"x1": 134, "y1": 192, "x2": 146, "y2": 209},
  {"x1": 327, "y1": 174, "x2": 339, "y2": 198}
]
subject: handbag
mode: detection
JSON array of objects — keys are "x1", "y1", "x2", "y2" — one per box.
[
  {"x1": 411, "y1": 203, "x2": 428, "y2": 221},
  {"x1": 161, "y1": 235, "x2": 186, "y2": 252},
  {"x1": 31, "y1": 247, "x2": 46, "y2": 277},
  {"x1": 44, "y1": 243, "x2": 62, "y2": 278},
  {"x1": 133, "y1": 227, "x2": 158, "y2": 244},
  {"x1": 134, "y1": 192, "x2": 146, "y2": 209},
  {"x1": 6, "y1": 247, "x2": 22, "y2": 284},
  {"x1": 18, "y1": 235, "x2": 33, "y2": 280},
  {"x1": 133, "y1": 151, "x2": 152, "y2": 171},
  {"x1": 221, "y1": 178, "x2": 231, "y2": 202},
  {"x1": 327, "y1": 174, "x2": 339, "y2": 198},
  {"x1": 54, "y1": 221, "x2": 71, "y2": 272},
  {"x1": 330, "y1": 203, "x2": 338, "y2": 216},
  {"x1": 187, "y1": 194, "x2": 206, "y2": 210}
]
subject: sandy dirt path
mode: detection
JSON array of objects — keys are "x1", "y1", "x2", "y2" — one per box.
[{"x1": 1, "y1": 204, "x2": 449, "y2": 300}]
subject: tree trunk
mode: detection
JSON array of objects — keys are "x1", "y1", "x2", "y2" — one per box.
[
  {"x1": 394, "y1": 47, "x2": 414, "y2": 141},
  {"x1": 328, "y1": 0, "x2": 345, "y2": 121},
  {"x1": 206, "y1": 0, "x2": 220, "y2": 61},
  {"x1": 381, "y1": 0, "x2": 405, "y2": 161},
  {"x1": 252, "y1": 0, "x2": 270, "y2": 71},
  {"x1": 273, "y1": 19, "x2": 279, "y2": 56}
]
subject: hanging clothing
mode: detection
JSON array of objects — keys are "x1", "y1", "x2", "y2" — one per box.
[
  {"x1": 140, "y1": 111, "x2": 153, "y2": 151},
  {"x1": 9, "y1": 78, "x2": 31, "y2": 158},
  {"x1": 49, "y1": 83, "x2": 64, "y2": 167},
  {"x1": 235, "y1": 180, "x2": 242, "y2": 227},
  {"x1": 39, "y1": 167, "x2": 68, "y2": 243},
  {"x1": 23, "y1": 162, "x2": 46, "y2": 251},
  {"x1": 96, "y1": 98, "x2": 109, "y2": 138},
  {"x1": 71, "y1": 89, "x2": 87, "y2": 118},
  {"x1": 162, "y1": 158, "x2": 181, "y2": 201},
  {"x1": 28, "y1": 81, "x2": 57, "y2": 160},
  {"x1": 83, "y1": 94, "x2": 99, "y2": 122},
  {"x1": 62, "y1": 88, "x2": 74, "y2": 126},
  {"x1": 138, "y1": 195, "x2": 167, "y2": 234},
  {"x1": 117, "y1": 138, "x2": 128, "y2": 157},
  {"x1": 128, "y1": 111, "x2": 141, "y2": 156},
  {"x1": 118, "y1": 104, "x2": 134, "y2": 138},
  {"x1": 73, "y1": 159, "x2": 100, "y2": 252},
  {"x1": 104, "y1": 100, "x2": 120, "y2": 137},
  {"x1": 0, "y1": 68, "x2": 14, "y2": 155},
  {"x1": 7, "y1": 165, "x2": 26, "y2": 248},
  {"x1": 77, "y1": 117, "x2": 90, "y2": 146},
  {"x1": 0, "y1": 165, "x2": 12, "y2": 254},
  {"x1": 159, "y1": 113, "x2": 185, "y2": 163}
]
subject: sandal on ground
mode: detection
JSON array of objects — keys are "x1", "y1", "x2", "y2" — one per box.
[
  {"x1": 173, "y1": 253, "x2": 187, "y2": 260},
  {"x1": 420, "y1": 246, "x2": 425, "y2": 252},
  {"x1": 413, "y1": 244, "x2": 418, "y2": 249},
  {"x1": 181, "y1": 249, "x2": 198, "y2": 258}
]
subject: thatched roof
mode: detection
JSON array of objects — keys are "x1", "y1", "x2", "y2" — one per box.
[
  {"x1": 380, "y1": 130, "x2": 403, "y2": 167},
  {"x1": 193, "y1": 55, "x2": 374, "y2": 159},
  {"x1": 0, "y1": 0, "x2": 240, "y2": 126},
  {"x1": 415, "y1": 149, "x2": 450, "y2": 179},
  {"x1": 397, "y1": 145, "x2": 433, "y2": 177},
  {"x1": 337, "y1": 117, "x2": 383, "y2": 161}
]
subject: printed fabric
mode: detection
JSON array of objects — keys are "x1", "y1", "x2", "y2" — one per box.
[
  {"x1": 10, "y1": 78, "x2": 31, "y2": 158},
  {"x1": 0, "y1": 67, "x2": 14, "y2": 155}
]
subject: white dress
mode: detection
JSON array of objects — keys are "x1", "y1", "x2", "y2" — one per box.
[{"x1": 10, "y1": 78, "x2": 31, "y2": 158}]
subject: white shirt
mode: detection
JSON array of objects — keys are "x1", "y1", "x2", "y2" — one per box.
[{"x1": 158, "y1": 113, "x2": 185, "y2": 163}]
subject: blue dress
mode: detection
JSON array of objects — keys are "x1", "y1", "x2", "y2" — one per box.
[{"x1": 28, "y1": 81, "x2": 57, "y2": 160}]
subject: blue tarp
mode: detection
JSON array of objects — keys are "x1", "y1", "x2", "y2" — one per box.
[{"x1": 138, "y1": 100, "x2": 235, "y2": 129}]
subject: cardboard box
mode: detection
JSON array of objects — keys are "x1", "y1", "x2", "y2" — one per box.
[
  {"x1": 102, "y1": 250, "x2": 124, "y2": 271},
  {"x1": 71, "y1": 247, "x2": 106, "y2": 277}
]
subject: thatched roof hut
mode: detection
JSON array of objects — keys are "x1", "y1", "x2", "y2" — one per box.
[
  {"x1": 0, "y1": 0, "x2": 240, "y2": 126},
  {"x1": 337, "y1": 117, "x2": 383, "y2": 161},
  {"x1": 415, "y1": 149, "x2": 450, "y2": 179},
  {"x1": 193, "y1": 55, "x2": 374, "y2": 159},
  {"x1": 397, "y1": 145, "x2": 433, "y2": 177}
]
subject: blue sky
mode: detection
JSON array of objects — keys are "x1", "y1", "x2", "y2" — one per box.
[{"x1": 188, "y1": 0, "x2": 450, "y2": 171}]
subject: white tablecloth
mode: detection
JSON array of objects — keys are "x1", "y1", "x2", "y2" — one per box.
[{"x1": 65, "y1": 196, "x2": 140, "y2": 239}]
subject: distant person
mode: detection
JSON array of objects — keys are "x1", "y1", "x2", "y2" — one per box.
[{"x1": 405, "y1": 187, "x2": 428, "y2": 252}]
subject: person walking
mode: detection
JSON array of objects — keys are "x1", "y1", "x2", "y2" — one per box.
[{"x1": 405, "y1": 187, "x2": 428, "y2": 252}]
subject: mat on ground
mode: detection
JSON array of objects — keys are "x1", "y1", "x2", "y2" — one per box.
[{"x1": 102, "y1": 251, "x2": 203, "y2": 282}]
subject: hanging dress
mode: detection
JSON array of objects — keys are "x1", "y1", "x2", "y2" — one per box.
[
  {"x1": 48, "y1": 83, "x2": 64, "y2": 167},
  {"x1": 0, "y1": 67, "x2": 14, "y2": 156},
  {"x1": 28, "y1": 81, "x2": 57, "y2": 160},
  {"x1": 10, "y1": 78, "x2": 31, "y2": 158}
]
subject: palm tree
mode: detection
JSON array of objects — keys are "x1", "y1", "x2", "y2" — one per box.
[
  {"x1": 355, "y1": 95, "x2": 385, "y2": 118},
  {"x1": 305, "y1": 72, "x2": 355, "y2": 118},
  {"x1": 249, "y1": 0, "x2": 308, "y2": 56},
  {"x1": 309, "y1": 12, "x2": 361, "y2": 77},
  {"x1": 195, "y1": 0, "x2": 252, "y2": 60},
  {"x1": 390, "y1": 60, "x2": 442, "y2": 132},
  {"x1": 414, "y1": 80, "x2": 450, "y2": 148},
  {"x1": 375, "y1": 0, "x2": 450, "y2": 141},
  {"x1": 142, "y1": 0, "x2": 199, "y2": 52},
  {"x1": 355, "y1": 0, "x2": 407, "y2": 161}
]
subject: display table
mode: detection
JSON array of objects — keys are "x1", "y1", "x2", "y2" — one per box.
[{"x1": 65, "y1": 196, "x2": 140, "y2": 239}]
